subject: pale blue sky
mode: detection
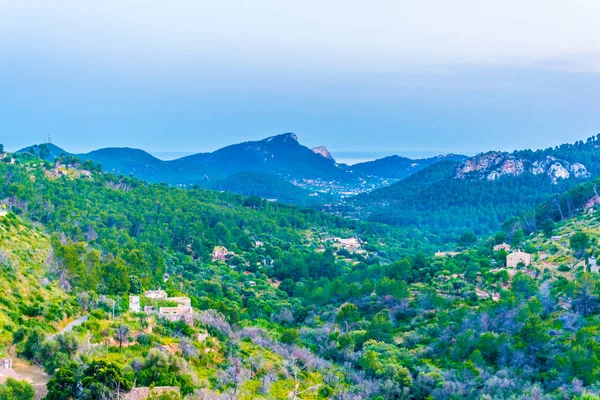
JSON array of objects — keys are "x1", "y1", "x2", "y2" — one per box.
[{"x1": 1, "y1": 1, "x2": 599, "y2": 158}]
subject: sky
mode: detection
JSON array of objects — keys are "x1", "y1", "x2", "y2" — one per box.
[{"x1": 1, "y1": 1, "x2": 599, "y2": 162}]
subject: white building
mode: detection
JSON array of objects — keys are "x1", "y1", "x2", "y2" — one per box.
[
  {"x1": 590, "y1": 257, "x2": 598, "y2": 273},
  {"x1": 129, "y1": 296, "x2": 141, "y2": 313}
]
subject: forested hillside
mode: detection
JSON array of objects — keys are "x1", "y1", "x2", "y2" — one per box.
[
  {"x1": 349, "y1": 154, "x2": 467, "y2": 180},
  {"x1": 210, "y1": 172, "x2": 333, "y2": 206},
  {"x1": 353, "y1": 135, "x2": 600, "y2": 240},
  {"x1": 0, "y1": 213, "x2": 77, "y2": 344},
  {"x1": 18, "y1": 133, "x2": 467, "y2": 204},
  {"x1": 4, "y1": 148, "x2": 600, "y2": 399}
]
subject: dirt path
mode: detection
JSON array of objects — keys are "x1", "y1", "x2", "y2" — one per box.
[
  {"x1": 52, "y1": 314, "x2": 90, "y2": 337},
  {"x1": 7, "y1": 314, "x2": 89, "y2": 384},
  {"x1": 7, "y1": 346, "x2": 49, "y2": 384}
]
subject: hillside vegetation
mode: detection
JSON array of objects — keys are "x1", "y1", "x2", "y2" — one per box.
[
  {"x1": 4, "y1": 150, "x2": 600, "y2": 399},
  {"x1": 0, "y1": 213, "x2": 77, "y2": 345},
  {"x1": 353, "y1": 135, "x2": 600, "y2": 240}
]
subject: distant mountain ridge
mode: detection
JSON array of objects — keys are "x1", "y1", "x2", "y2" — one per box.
[
  {"x1": 352, "y1": 134, "x2": 600, "y2": 238},
  {"x1": 349, "y1": 153, "x2": 468, "y2": 180},
  {"x1": 19, "y1": 133, "x2": 464, "y2": 203},
  {"x1": 169, "y1": 132, "x2": 346, "y2": 181}
]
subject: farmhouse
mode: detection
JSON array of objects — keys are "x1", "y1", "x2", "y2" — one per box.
[
  {"x1": 133, "y1": 291, "x2": 194, "y2": 325},
  {"x1": 159, "y1": 305, "x2": 194, "y2": 325},
  {"x1": 493, "y1": 243, "x2": 511, "y2": 252},
  {"x1": 506, "y1": 250, "x2": 532, "y2": 268}
]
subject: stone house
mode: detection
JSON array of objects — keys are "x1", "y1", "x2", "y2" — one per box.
[
  {"x1": 159, "y1": 305, "x2": 193, "y2": 325},
  {"x1": 493, "y1": 243, "x2": 511, "y2": 252},
  {"x1": 506, "y1": 250, "x2": 532, "y2": 268},
  {"x1": 212, "y1": 246, "x2": 234, "y2": 262},
  {"x1": 136, "y1": 292, "x2": 194, "y2": 326}
]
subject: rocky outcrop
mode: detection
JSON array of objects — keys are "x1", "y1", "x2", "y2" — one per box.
[
  {"x1": 457, "y1": 153, "x2": 590, "y2": 183},
  {"x1": 311, "y1": 146, "x2": 334, "y2": 161}
]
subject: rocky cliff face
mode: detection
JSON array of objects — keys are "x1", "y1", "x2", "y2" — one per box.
[
  {"x1": 457, "y1": 152, "x2": 590, "y2": 183},
  {"x1": 311, "y1": 146, "x2": 334, "y2": 161}
]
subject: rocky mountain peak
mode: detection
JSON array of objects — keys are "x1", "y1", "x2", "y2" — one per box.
[
  {"x1": 263, "y1": 132, "x2": 298, "y2": 144},
  {"x1": 312, "y1": 146, "x2": 334, "y2": 161},
  {"x1": 457, "y1": 152, "x2": 590, "y2": 183}
]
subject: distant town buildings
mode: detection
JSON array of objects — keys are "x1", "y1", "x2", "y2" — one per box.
[{"x1": 507, "y1": 250, "x2": 532, "y2": 268}]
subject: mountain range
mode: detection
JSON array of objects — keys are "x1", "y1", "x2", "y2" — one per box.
[
  {"x1": 352, "y1": 135, "x2": 600, "y2": 239},
  {"x1": 19, "y1": 133, "x2": 466, "y2": 202},
  {"x1": 18, "y1": 133, "x2": 600, "y2": 239}
]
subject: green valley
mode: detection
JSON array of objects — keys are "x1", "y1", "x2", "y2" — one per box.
[{"x1": 3, "y1": 143, "x2": 600, "y2": 399}]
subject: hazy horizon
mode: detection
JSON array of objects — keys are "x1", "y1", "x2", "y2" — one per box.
[
  {"x1": 1, "y1": 1, "x2": 599, "y2": 155},
  {"x1": 10, "y1": 130, "x2": 599, "y2": 166}
]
